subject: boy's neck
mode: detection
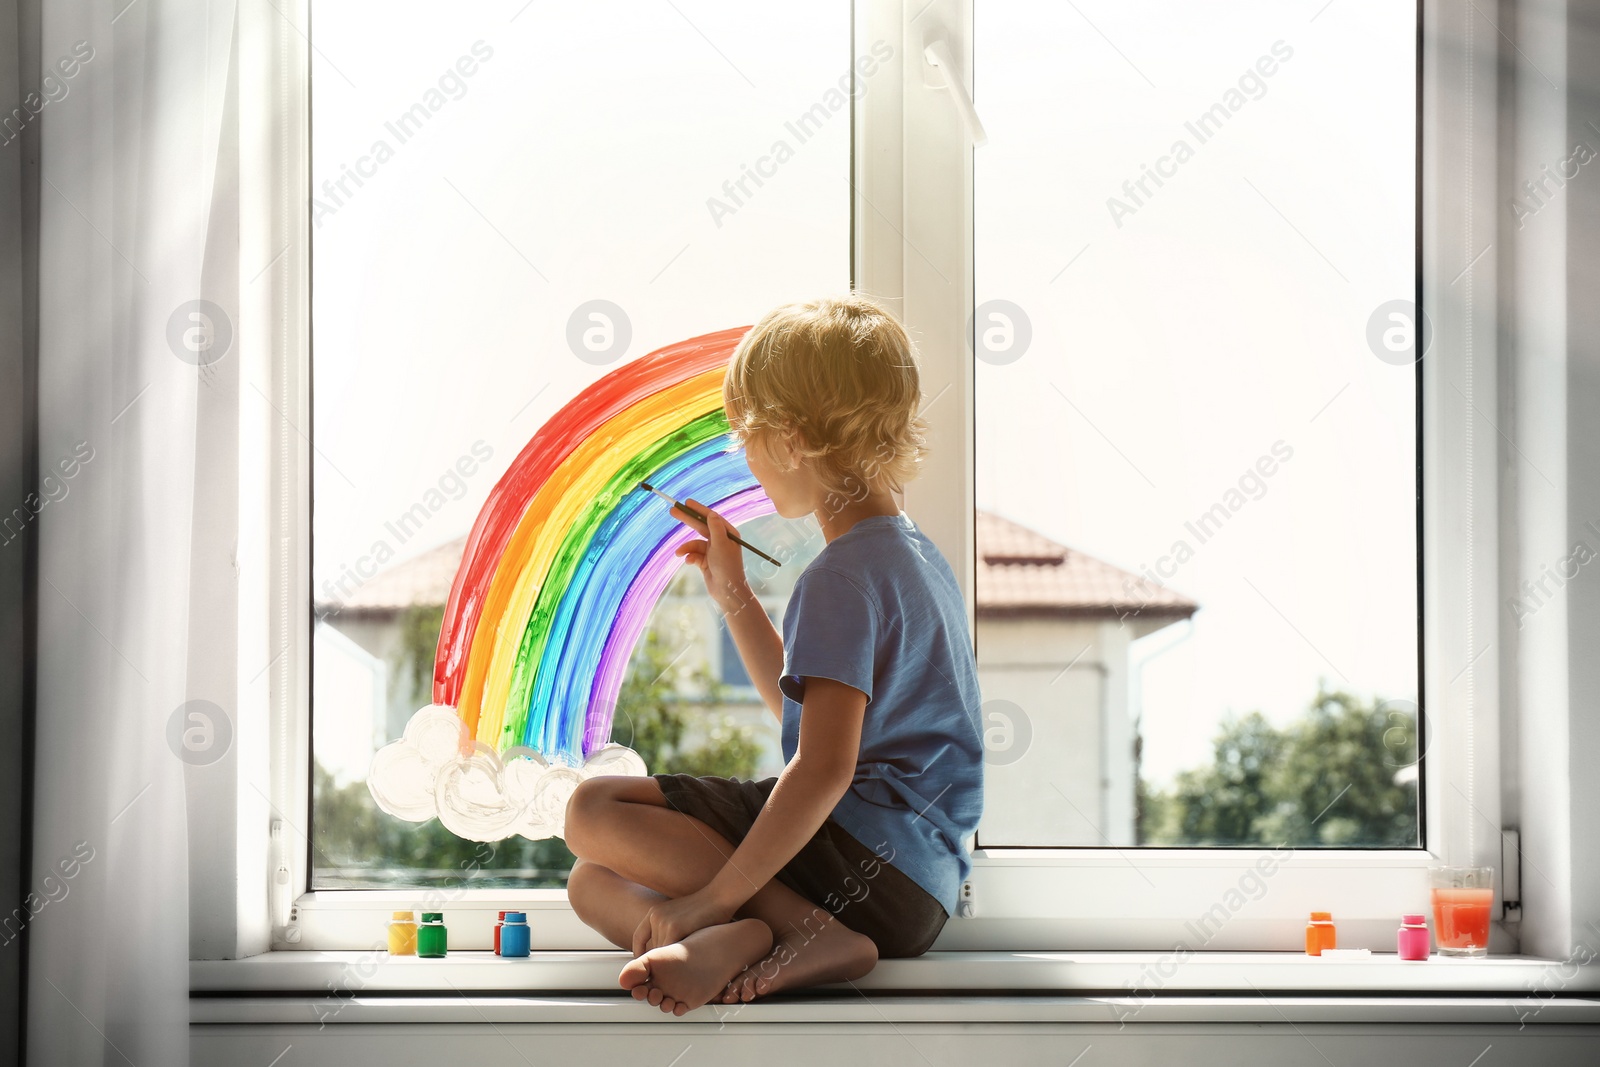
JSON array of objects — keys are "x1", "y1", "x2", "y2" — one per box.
[{"x1": 816, "y1": 490, "x2": 903, "y2": 543}]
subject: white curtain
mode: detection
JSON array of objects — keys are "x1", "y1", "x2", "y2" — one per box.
[{"x1": 29, "y1": 1, "x2": 237, "y2": 1063}]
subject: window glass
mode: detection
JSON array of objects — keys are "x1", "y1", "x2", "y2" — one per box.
[
  {"x1": 974, "y1": 1, "x2": 1421, "y2": 848},
  {"x1": 309, "y1": 0, "x2": 850, "y2": 887},
  {"x1": 720, "y1": 620, "x2": 754, "y2": 689}
]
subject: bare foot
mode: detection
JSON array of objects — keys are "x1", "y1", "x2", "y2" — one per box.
[
  {"x1": 618, "y1": 918, "x2": 773, "y2": 1016},
  {"x1": 720, "y1": 911, "x2": 878, "y2": 1003}
]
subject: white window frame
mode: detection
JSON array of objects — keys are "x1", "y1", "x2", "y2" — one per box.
[
  {"x1": 210, "y1": 0, "x2": 1509, "y2": 956},
  {"x1": 861, "y1": 0, "x2": 1503, "y2": 950}
]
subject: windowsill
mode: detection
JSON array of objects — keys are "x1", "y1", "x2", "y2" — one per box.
[
  {"x1": 192, "y1": 948, "x2": 1600, "y2": 996},
  {"x1": 191, "y1": 951, "x2": 1600, "y2": 1026}
]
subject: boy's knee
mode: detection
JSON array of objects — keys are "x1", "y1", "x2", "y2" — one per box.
[
  {"x1": 562, "y1": 779, "x2": 608, "y2": 857},
  {"x1": 565, "y1": 859, "x2": 598, "y2": 911},
  {"x1": 562, "y1": 775, "x2": 665, "y2": 860}
]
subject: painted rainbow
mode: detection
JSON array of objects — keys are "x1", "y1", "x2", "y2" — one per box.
[{"x1": 366, "y1": 327, "x2": 771, "y2": 840}]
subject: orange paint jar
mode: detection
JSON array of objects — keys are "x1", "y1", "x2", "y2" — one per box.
[{"x1": 1305, "y1": 911, "x2": 1337, "y2": 955}]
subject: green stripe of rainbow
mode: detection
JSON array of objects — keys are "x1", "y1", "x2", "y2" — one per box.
[{"x1": 430, "y1": 327, "x2": 775, "y2": 765}]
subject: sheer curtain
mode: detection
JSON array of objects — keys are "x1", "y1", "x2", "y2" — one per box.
[{"x1": 27, "y1": 1, "x2": 237, "y2": 1063}]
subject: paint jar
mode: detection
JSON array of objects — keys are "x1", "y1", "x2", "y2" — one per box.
[
  {"x1": 500, "y1": 912, "x2": 530, "y2": 958},
  {"x1": 387, "y1": 911, "x2": 417, "y2": 956},
  {"x1": 494, "y1": 910, "x2": 507, "y2": 955},
  {"x1": 418, "y1": 912, "x2": 448, "y2": 958},
  {"x1": 1397, "y1": 914, "x2": 1431, "y2": 960},
  {"x1": 1305, "y1": 911, "x2": 1337, "y2": 956}
]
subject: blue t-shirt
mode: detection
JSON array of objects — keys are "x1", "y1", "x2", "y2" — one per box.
[{"x1": 777, "y1": 511, "x2": 984, "y2": 916}]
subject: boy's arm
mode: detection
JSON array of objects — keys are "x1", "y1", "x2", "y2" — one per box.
[
  {"x1": 630, "y1": 675, "x2": 865, "y2": 953},
  {"x1": 721, "y1": 588, "x2": 785, "y2": 722}
]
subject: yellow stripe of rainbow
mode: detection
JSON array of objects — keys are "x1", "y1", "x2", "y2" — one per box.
[{"x1": 457, "y1": 366, "x2": 728, "y2": 745}]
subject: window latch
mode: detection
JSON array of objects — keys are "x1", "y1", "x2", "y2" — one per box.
[
  {"x1": 1501, "y1": 827, "x2": 1521, "y2": 920},
  {"x1": 271, "y1": 819, "x2": 296, "y2": 938},
  {"x1": 922, "y1": 34, "x2": 988, "y2": 147}
]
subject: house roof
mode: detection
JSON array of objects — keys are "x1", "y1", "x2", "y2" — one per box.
[
  {"x1": 975, "y1": 510, "x2": 1198, "y2": 621},
  {"x1": 320, "y1": 535, "x2": 467, "y2": 613},
  {"x1": 317, "y1": 512, "x2": 1199, "y2": 623}
]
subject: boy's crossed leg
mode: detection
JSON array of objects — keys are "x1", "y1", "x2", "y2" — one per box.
[
  {"x1": 563, "y1": 775, "x2": 878, "y2": 1014},
  {"x1": 565, "y1": 861, "x2": 772, "y2": 1016}
]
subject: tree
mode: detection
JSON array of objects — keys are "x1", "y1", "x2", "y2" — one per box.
[
  {"x1": 395, "y1": 604, "x2": 445, "y2": 707},
  {"x1": 313, "y1": 614, "x2": 765, "y2": 888},
  {"x1": 1140, "y1": 709, "x2": 1286, "y2": 846},
  {"x1": 610, "y1": 622, "x2": 765, "y2": 777},
  {"x1": 1138, "y1": 680, "x2": 1419, "y2": 847}
]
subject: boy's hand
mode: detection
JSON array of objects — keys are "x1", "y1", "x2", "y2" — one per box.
[
  {"x1": 630, "y1": 889, "x2": 736, "y2": 956},
  {"x1": 671, "y1": 498, "x2": 755, "y2": 615}
]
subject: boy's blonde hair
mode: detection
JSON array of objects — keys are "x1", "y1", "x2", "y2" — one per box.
[{"x1": 723, "y1": 294, "x2": 929, "y2": 505}]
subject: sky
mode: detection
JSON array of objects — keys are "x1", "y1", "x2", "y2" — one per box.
[
  {"x1": 972, "y1": 1, "x2": 1418, "y2": 785},
  {"x1": 309, "y1": 0, "x2": 1418, "y2": 790}
]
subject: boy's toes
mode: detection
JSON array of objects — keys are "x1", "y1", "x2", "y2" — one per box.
[
  {"x1": 673, "y1": 999, "x2": 690, "y2": 1017},
  {"x1": 618, "y1": 957, "x2": 650, "y2": 993},
  {"x1": 658, "y1": 995, "x2": 677, "y2": 1015},
  {"x1": 647, "y1": 986, "x2": 665, "y2": 1007}
]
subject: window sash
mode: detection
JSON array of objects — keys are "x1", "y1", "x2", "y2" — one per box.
[{"x1": 251, "y1": 0, "x2": 1507, "y2": 952}]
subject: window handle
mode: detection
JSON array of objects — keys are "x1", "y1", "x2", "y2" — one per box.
[{"x1": 923, "y1": 35, "x2": 987, "y2": 146}]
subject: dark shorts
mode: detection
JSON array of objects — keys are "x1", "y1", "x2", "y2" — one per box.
[{"x1": 652, "y1": 773, "x2": 948, "y2": 959}]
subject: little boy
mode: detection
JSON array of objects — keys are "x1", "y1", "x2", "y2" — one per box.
[{"x1": 563, "y1": 295, "x2": 984, "y2": 1015}]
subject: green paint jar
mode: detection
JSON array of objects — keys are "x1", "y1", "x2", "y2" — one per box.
[{"x1": 417, "y1": 912, "x2": 448, "y2": 958}]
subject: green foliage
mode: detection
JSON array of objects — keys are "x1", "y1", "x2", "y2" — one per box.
[
  {"x1": 395, "y1": 604, "x2": 446, "y2": 704},
  {"x1": 313, "y1": 610, "x2": 763, "y2": 889},
  {"x1": 1138, "y1": 680, "x2": 1419, "y2": 847},
  {"x1": 611, "y1": 623, "x2": 764, "y2": 778},
  {"x1": 314, "y1": 760, "x2": 574, "y2": 888}
]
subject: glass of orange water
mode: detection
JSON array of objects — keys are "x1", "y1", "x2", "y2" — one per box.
[{"x1": 1428, "y1": 866, "x2": 1494, "y2": 957}]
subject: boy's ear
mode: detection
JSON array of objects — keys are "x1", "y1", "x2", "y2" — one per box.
[
  {"x1": 783, "y1": 428, "x2": 814, "y2": 472},
  {"x1": 782, "y1": 423, "x2": 811, "y2": 455},
  {"x1": 766, "y1": 423, "x2": 802, "y2": 470}
]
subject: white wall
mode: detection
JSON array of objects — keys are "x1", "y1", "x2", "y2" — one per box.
[
  {"x1": 1505, "y1": 0, "x2": 1600, "y2": 961},
  {"x1": 311, "y1": 623, "x2": 387, "y2": 787},
  {"x1": 975, "y1": 616, "x2": 1138, "y2": 846}
]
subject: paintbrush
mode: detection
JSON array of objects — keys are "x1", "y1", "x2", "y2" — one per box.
[{"x1": 639, "y1": 481, "x2": 782, "y2": 568}]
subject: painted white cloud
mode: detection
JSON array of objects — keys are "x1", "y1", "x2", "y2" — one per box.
[{"x1": 367, "y1": 704, "x2": 647, "y2": 841}]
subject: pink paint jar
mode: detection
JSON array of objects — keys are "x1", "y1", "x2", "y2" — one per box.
[{"x1": 1397, "y1": 914, "x2": 1430, "y2": 960}]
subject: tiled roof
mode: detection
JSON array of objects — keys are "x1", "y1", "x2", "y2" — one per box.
[
  {"x1": 975, "y1": 510, "x2": 1198, "y2": 620},
  {"x1": 317, "y1": 513, "x2": 1199, "y2": 621},
  {"x1": 319, "y1": 536, "x2": 466, "y2": 613}
]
